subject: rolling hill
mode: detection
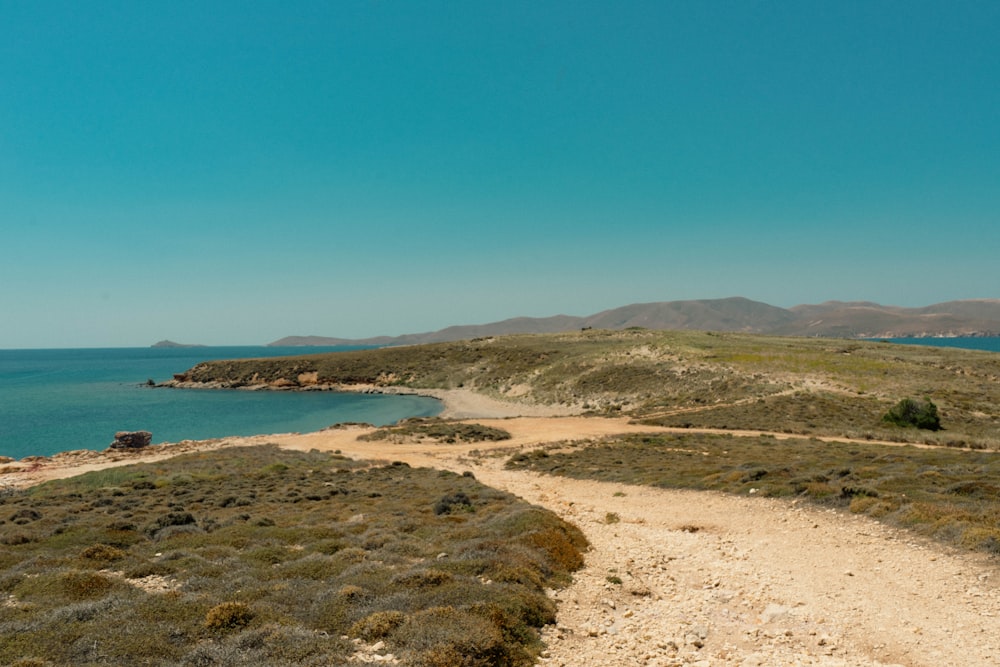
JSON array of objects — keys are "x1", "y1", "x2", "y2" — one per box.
[{"x1": 269, "y1": 297, "x2": 1000, "y2": 346}]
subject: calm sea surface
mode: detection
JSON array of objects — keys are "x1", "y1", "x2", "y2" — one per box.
[
  {"x1": 880, "y1": 337, "x2": 1000, "y2": 353},
  {"x1": 0, "y1": 347, "x2": 441, "y2": 460}
]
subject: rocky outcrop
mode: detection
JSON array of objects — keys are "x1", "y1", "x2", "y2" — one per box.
[{"x1": 110, "y1": 431, "x2": 153, "y2": 450}]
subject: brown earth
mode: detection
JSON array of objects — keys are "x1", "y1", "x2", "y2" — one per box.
[{"x1": 2, "y1": 390, "x2": 997, "y2": 666}]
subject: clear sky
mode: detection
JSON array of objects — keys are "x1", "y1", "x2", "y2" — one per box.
[{"x1": 2, "y1": 1, "x2": 998, "y2": 348}]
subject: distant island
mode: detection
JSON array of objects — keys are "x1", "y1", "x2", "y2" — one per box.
[
  {"x1": 269, "y1": 297, "x2": 1000, "y2": 347},
  {"x1": 151, "y1": 340, "x2": 207, "y2": 349}
]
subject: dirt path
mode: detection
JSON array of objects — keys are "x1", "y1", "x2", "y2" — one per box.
[
  {"x1": 267, "y1": 420, "x2": 1000, "y2": 667},
  {"x1": 465, "y1": 463, "x2": 999, "y2": 667},
  {"x1": 4, "y1": 410, "x2": 999, "y2": 666}
]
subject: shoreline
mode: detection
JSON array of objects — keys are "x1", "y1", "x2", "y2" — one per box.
[
  {"x1": 159, "y1": 379, "x2": 580, "y2": 420},
  {"x1": 0, "y1": 387, "x2": 580, "y2": 489}
]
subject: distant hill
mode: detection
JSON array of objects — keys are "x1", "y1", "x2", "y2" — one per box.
[
  {"x1": 268, "y1": 297, "x2": 1000, "y2": 346},
  {"x1": 780, "y1": 299, "x2": 1000, "y2": 337},
  {"x1": 151, "y1": 340, "x2": 207, "y2": 348}
]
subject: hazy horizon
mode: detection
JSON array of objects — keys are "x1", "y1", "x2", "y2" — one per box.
[
  {"x1": 4, "y1": 2, "x2": 998, "y2": 348},
  {"x1": 4, "y1": 294, "x2": 1000, "y2": 350}
]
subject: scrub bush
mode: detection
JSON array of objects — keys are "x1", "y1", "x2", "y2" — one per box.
[
  {"x1": 205, "y1": 601, "x2": 255, "y2": 630},
  {"x1": 884, "y1": 397, "x2": 941, "y2": 431},
  {"x1": 349, "y1": 610, "x2": 407, "y2": 640}
]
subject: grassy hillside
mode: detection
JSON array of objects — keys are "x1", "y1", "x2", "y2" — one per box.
[{"x1": 172, "y1": 329, "x2": 1000, "y2": 448}]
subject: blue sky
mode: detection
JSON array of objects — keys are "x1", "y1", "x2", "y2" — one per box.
[{"x1": 2, "y1": 1, "x2": 998, "y2": 348}]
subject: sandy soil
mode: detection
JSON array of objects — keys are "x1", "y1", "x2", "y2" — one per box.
[{"x1": 3, "y1": 389, "x2": 998, "y2": 666}]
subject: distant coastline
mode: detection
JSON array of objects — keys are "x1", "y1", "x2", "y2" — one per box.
[
  {"x1": 151, "y1": 340, "x2": 207, "y2": 348},
  {"x1": 883, "y1": 332, "x2": 998, "y2": 338},
  {"x1": 266, "y1": 297, "x2": 1000, "y2": 347}
]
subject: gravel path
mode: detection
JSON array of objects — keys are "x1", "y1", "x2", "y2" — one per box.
[{"x1": 466, "y1": 462, "x2": 1000, "y2": 667}]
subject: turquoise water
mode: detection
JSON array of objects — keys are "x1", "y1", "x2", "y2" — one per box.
[
  {"x1": 0, "y1": 347, "x2": 441, "y2": 460},
  {"x1": 880, "y1": 337, "x2": 1000, "y2": 353}
]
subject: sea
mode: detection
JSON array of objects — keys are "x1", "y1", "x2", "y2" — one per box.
[
  {"x1": 879, "y1": 337, "x2": 1000, "y2": 353},
  {"x1": 0, "y1": 346, "x2": 442, "y2": 460}
]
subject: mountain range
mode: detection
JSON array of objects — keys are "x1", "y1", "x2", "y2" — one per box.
[{"x1": 268, "y1": 297, "x2": 1000, "y2": 347}]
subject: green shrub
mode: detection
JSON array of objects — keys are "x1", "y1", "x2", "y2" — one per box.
[
  {"x1": 80, "y1": 543, "x2": 127, "y2": 563},
  {"x1": 434, "y1": 492, "x2": 474, "y2": 515},
  {"x1": 393, "y1": 606, "x2": 510, "y2": 667},
  {"x1": 522, "y1": 525, "x2": 587, "y2": 574},
  {"x1": 124, "y1": 561, "x2": 175, "y2": 579},
  {"x1": 205, "y1": 601, "x2": 255, "y2": 630},
  {"x1": 883, "y1": 398, "x2": 941, "y2": 431},
  {"x1": 391, "y1": 568, "x2": 453, "y2": 589},
  {"x1": 489, "y1": 564, "x2": 544, "y2": 589},
  {"x1": 144, "y1": 511, "x2": 198, "y2": 538},
  {"x1": 60, "y1": 571, "x2": 114, "y2": 600},
  {"x1": 349, "y1": 610, "x2": 407, "y2": 640}
]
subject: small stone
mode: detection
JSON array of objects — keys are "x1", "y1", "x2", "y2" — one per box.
[{"x1": 759, "y1": 603, "x2": 791, "y2": 624}]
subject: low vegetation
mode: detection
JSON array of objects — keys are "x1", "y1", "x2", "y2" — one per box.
[
  {"x1": 506, "y1": 432, "x2": 1000, "y2": 556},
  {"x1": 0, "y1": 446, "x2": 586, "y2": 666},
  {"x1": 359, "y1": 417, "x2": 512, "y2": 444}
]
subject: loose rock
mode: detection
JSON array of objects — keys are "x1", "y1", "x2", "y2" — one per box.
[{"x1": 109, "y1": 431, "x2": 152, "y2": 450}]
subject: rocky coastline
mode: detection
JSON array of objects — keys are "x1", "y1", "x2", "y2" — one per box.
[{"x1": 159, "y1": 375, "x2": 434, "y2": 398}]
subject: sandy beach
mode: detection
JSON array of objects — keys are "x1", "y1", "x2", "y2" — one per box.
[{"x1": 2, "y1": 388, "x2": 998, "y2": 666}]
